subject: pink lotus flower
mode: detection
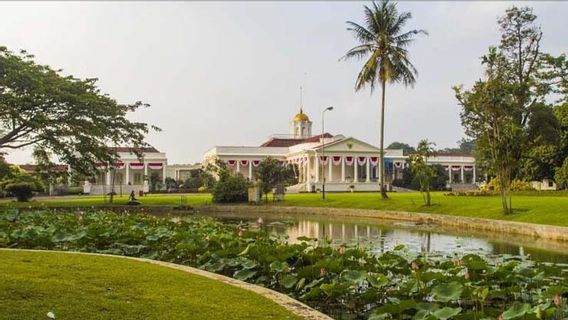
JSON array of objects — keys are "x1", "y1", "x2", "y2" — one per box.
[
  {"x1": 411, "y1": 261, "x2": 419, "y2": 270},
  {"x1": 257, "y1": 217, "x2": 264, "y2": 225},
  {"x1": 464, "y1": 270, "x2": 470, "y2": 280},
  {"x1": 554, "y1": 294, "x2": 562, "y2": 306}
]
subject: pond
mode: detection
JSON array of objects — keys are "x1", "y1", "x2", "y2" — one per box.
[{"x1": 191, "y1": 210, "x2": 568, "y2": 264}]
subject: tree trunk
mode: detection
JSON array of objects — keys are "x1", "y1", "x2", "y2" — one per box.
[
  {"x1": 379, "y1": 80, "x2": 388, "y2": 200},
  {"x1": 499, "y1": 176, "x2": 509, "y2": 214}
]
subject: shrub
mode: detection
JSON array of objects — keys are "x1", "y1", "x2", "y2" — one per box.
[
  {"x1": 554, "y1": 158, "x2": 568, "y2": 190},
  {"x1": 487, "y1": 178, "x2": 535, "y2": 192},
  {"x1": 212, "y1": 173, "x2": 250, "y2": 203},
  {"x1": 198, "y1": 186, "x2": 208, "y2": 193},
  {"x1": 4, "y1": 182, "x2": 36, "y2": 202}
]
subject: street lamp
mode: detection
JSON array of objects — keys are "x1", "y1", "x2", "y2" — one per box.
[{"x1": 321, "y1": 106, "x2": 334, "y2": 200}]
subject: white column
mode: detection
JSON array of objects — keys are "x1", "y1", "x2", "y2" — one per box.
[
  {"x1": 106, "y1": 170, "x2": 111, "y2": 186},
  {"x1": 328, "y1": 157, "x2": 333, "y2": 182},
  {"x1": 341, "y1": 157, "x2": 345, "y2": 182},
  {"x1": 366, "y1": 157, "x2": 371, "y2": 182},
  {"x1": 144, "y1": 162, "x2": 148, "y2": 177},
  {"x1": 473, "y1": 165, "x2": 476, "y2": 183},
  {"x1": 460, "y1": 166, "x2": 464, "y2": 183},
  {"x1": 248, "y1": 161, "x2": 252, "y2": 180},
  {"x1": 162, "y1": 163, "x2": 166, "y2": 184},
  {"x1": 354, "y1": 161, "x2": 358, "y2": 182},
  {"x1": 125, "y1": 162, "x2": 130, "y2": 184},
  {"x1": 306, "y1": 158, "x2": 311, "y2": 184},
  {"x1": 315, "y1": 156, "x2": 319, "y2": 183},
  {"x1": 236, "y1": 161, "x2": 240, "y2": 174},
  {"x1": 448, "y1": 166, "x2": 452, "y2": 184}
]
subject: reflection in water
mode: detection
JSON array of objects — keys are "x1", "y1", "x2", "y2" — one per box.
[{"x1": 192, "y1": 212, "x2": 568, "y2": 264}]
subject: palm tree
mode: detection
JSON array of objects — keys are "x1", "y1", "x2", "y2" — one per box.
[{"x1": 342, "y1": 0, "x2": 426, "y2": 199}]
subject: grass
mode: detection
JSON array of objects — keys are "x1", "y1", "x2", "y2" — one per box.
[
  {"x1": 0, "y1": 191, "x2": 567, "y2": 227},
  {"x1": 0, "y1": 250, "x2": 301, "y2": 320}
]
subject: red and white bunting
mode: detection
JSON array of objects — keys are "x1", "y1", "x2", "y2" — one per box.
[
  {"x1": 370, "y1": 157, "x2": 379, "y2": 166},
  {"x1": 394, "y1": 161, "x2": 402, "y2": 169},
  {"x1": 443, "y1": 165, "x2": 449, "y2": 171},
  {"x1": 113, "y1": 162, "x2": 125, "y2": 170},
  {"x1": 96, "y1": 162, "x2": 106, "y2": 169},
  {"x1": 332, "y1": 156, "x2": 342, "y2": 165},
  {"x1": 345, "y1": 156, "x2": 354, "y2": 166},
  {"x1": 129, "y1": 162, "x2": 144, "y2": 169},
  {"x1": 240, "y1": 160, "x2": 249, "y2": 167},
  {"x1": 464, "y1": 165, "x2": 474, "y2": 172},
  {"x1": 227, "y1": 160, "x2": 237, "y2": 167},
  {"x1": 319, "y1": 156, "x2": 328, "y2": 165},
  {"x1": 148, "y1": 162, "x2": 163, "y2": 170},
  {"x1": 252, "y1": 160, "x2": 261, "y2": 167},
  {"x1": 357, "y1": 156, "x2": 367, "y2": 166},
  {"x1": 451, "y1": 165, "x2": 461, "y2": 172}
]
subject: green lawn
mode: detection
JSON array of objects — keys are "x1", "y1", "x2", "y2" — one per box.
[
  {"x1": 0, "y1": 250, "x2": 301, "y2": 320},
  {"x1": 1, "y1": 191, "x2": 567, "y2": 227}
]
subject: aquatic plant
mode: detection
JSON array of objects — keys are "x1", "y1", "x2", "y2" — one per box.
[{"x1": 1, "y1": 209, "x2": 567, "y2": 319}]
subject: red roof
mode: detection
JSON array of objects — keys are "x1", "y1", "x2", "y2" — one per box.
[{"x1": 260, "y1": 133, "x2": 333, "y2": 147}]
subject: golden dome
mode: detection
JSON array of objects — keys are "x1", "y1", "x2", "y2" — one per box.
[{"x1": 293, "y1": 110, "x2": 310, "y2": 122}]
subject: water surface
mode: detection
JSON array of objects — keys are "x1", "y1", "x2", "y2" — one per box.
[{"x1": 190, "y1": 211, "x2": 568, "y2": 264}]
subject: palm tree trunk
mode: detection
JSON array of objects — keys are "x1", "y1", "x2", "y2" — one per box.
[{"x1": 380, "y1": 79, "x2": 388, "y2": 199}]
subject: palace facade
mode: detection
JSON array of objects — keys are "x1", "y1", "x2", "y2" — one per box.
[{"x1": 204, "y1": 109, "x2": 478, "y2": 192}]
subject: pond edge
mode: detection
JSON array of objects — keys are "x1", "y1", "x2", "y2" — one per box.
[
  {"x1": 0, "y1": 248, "x2": 332, "y2": 320},
  {"x1": 196, "y1": 205, "x2": 568, "y2": 242}
]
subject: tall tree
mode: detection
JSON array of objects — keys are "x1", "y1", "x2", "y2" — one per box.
[
  {"x1": 0, "y1": 47, "x2": 158, "y2": 175},
  {"x1": 387, "y1": 141, "x2": 415, "y2": 155},
  {"x1": 342, "y1": 0, "x2": 426, "y2": 199},
  {"x1": 409, "y1": 139, "x2": 435, "y2": 206},
  {"x1": 456, "y1": 49, "x2": 521, "y2": 214},
  {"x1": 454, "y1": 6, "x2": 561, "y2": 214}
]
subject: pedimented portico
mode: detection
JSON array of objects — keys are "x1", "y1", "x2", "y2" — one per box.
[{"x1": 203, "y1": 109, "x2": 477, "y2": 193}]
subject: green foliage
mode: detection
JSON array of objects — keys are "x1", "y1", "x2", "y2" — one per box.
[
  {"x1": 554, "y1": 158, "x2": 568, "y2": 190},
  {"x1": 148, "y1": 172, "x2": 163, "y2": 192},
  {"x1": 0, "y1": 47, "x2": 158, "y2": 175},
  {"x1": 410, "y1": 140, "x2": 436, "y2": 206},
  {"x1": 2, "y1": 210, "x2": 568, "y2": 319},
  {"x1": 3, "y1": 182, "x2": 35, "y2": 202},
  {"x1": 0, "y1": 165, "x2": 44, "y2": 201},
  {"x1": 183, "y1": 169, "x2": 215, "y2": 190},
  {"x1": 210, "y1": 160, "x2": 251, "y2": 203},
  {"x1": 254, "y1": 158, "x2": 296, "y2": 201},
  {"x1": 343, "y1": 0, "x2": 427, "y2": 199},
  {"x1": 487, "y1": 178, "x2": 534, "y2": 192}
]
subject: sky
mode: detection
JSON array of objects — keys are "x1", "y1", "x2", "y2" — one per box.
[{"x1": 1, "y1": 1, "x2": 566, "y2": 164}]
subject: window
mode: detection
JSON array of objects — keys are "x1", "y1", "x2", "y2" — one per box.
[
  {"x1": 548, "y1": 180, "x2": 554, "y2": 187},
  {"x1": 134, "y1": 173, "x2": 142, "y2": 184}
]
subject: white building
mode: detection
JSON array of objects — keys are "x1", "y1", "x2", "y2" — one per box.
[
  {"x1": 204, "y1": 109, "x2": 479, "y2": 192},
  {"x1": 84, "y1": 147, "x2": 198, "y2": 195}
]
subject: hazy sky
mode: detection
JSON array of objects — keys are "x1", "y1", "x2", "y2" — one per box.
[{"x1": 1, "y1": 1, "x2": 566, "y2": 164}]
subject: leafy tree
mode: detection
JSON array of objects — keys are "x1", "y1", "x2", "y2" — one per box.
[
  {"x1": 554, "y1": 158, "x2": 568, "y2": 190},
  {"x1": 0, "y1": 47, "x2": 158, "y2": 176},
  {"x1": 209, "y1": 160, "x2": 251, "y2": 203},
  {"x1": 409, "y1": 140, "x2": 435, "y2": 206},
  {"x1": 454, "y1": 6, "x2": 556, "y2": 214},
  {"x1": 254, "y1": 158, "x2": 296, "y2": 202},
  {"x1": 387, "y1": 142, "x2": 415, "y2": 155},
  {"x1": 0, "y1": 165, "x2": 44, "y2": 201},
  {"x1": 164, "y1": 177, "x2": 179, "y2": 190},
  {"x1": 148, "y1": 172, "x2": 163, "y2": 193},
  {"x1": 342, "y1": 0, "x2": 427, "y2": 199}
]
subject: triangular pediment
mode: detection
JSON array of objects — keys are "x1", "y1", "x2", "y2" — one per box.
[{"x1": 313, "y1": 137, "x2": 380, "y2": 153}]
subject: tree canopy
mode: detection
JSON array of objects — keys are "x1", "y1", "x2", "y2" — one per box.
[{"x1": 0, "y1": 47, "x2": 158, "y2": 175}]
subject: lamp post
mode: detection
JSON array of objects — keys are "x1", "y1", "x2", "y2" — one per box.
[{"x1": 321, "y1": 106, "x2": 334, "y2": 200}]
